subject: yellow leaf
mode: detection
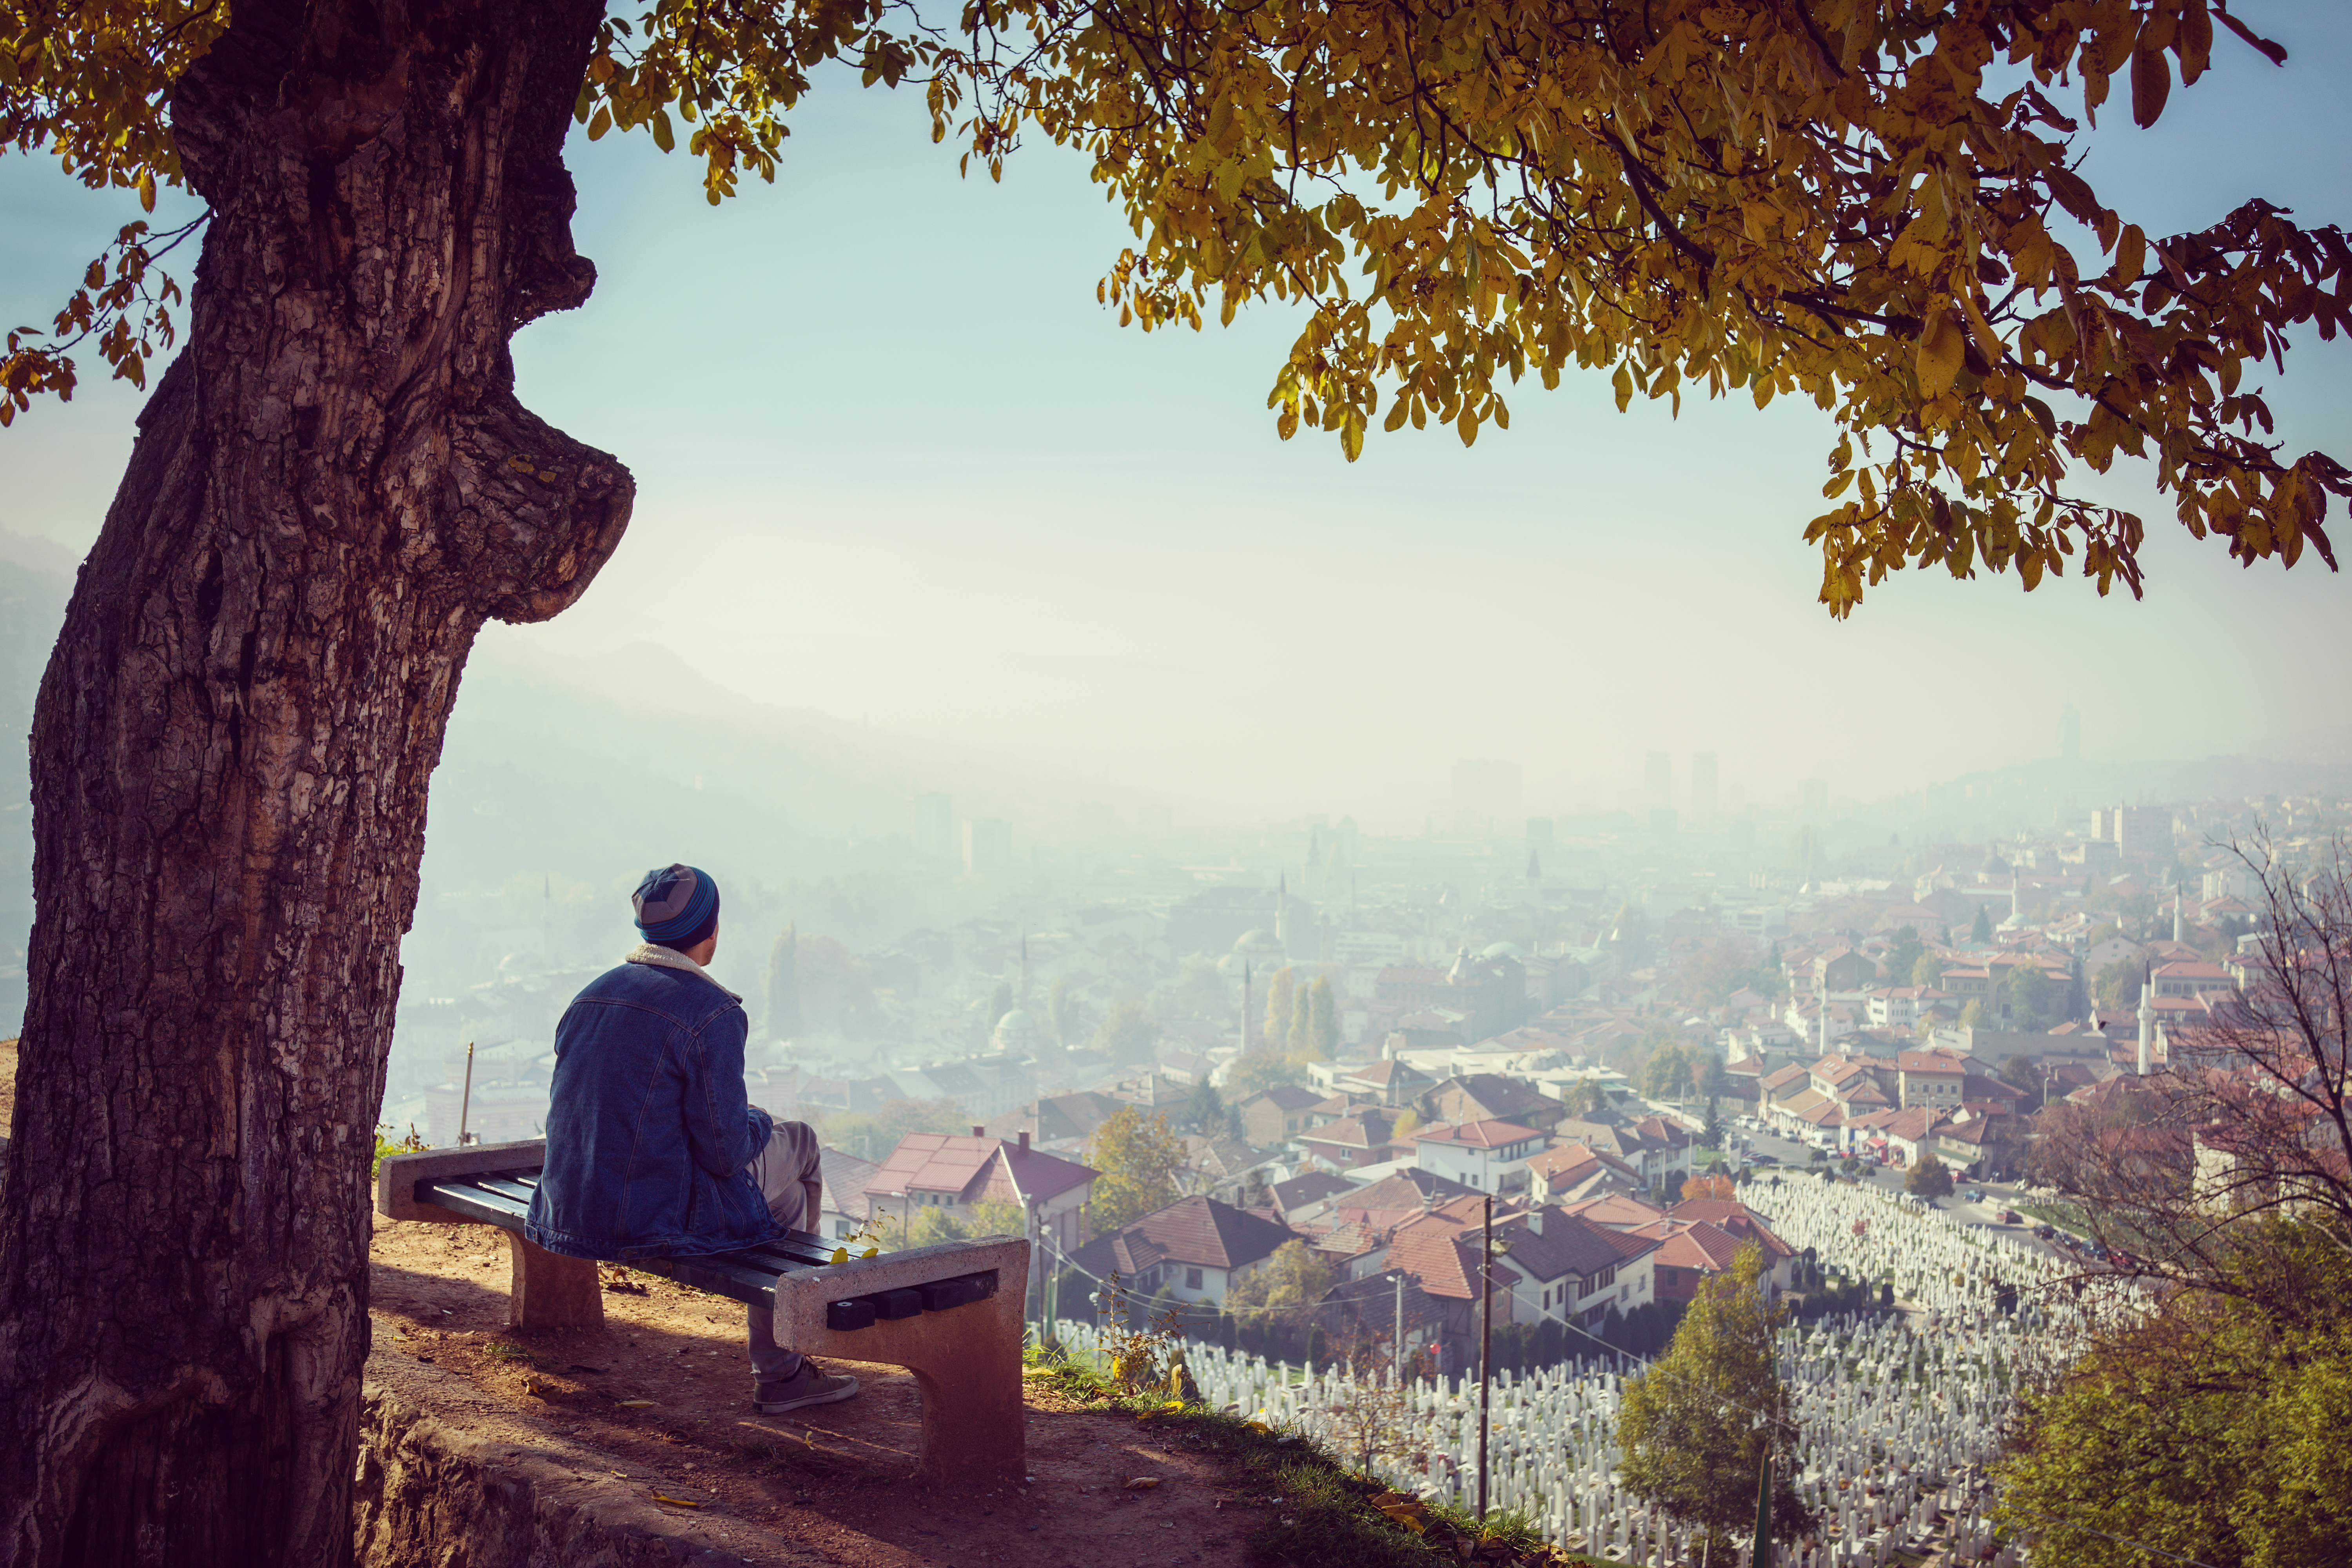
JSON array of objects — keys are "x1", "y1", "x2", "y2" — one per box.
[
  {"x1": 615, "y1": 1399, "x2": 656, "y2": 1409},
  {"x1": 652, "y1": 1493, "x2": 702, "y2": 1508},
  {"x1": 829, "y1": 1247, "x2": 848, "y2": 1264},
  {"x1": 1123, "y1": 1476, "x2": 1162, "y2": 1490},
  {"x1": 1916, "y1": 310, "x2": 1965, "y2": 399},
  {"x1": 2114, "y1": 223, "x2": 2146, "y2": 288},
  {"x1": 135, "y1": 169, "x2": 155, "y2": 213}
]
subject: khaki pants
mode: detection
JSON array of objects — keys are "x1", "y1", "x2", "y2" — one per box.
[{"x1": 744, "y1": 1117, "x2": 822, "y2": 1383}]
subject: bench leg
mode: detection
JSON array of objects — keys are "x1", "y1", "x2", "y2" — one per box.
[{"x1": 505, "y1": 1232, "x2": 604, "y2": 1330}]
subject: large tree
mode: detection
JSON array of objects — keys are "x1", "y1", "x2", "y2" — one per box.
[
  {"x1": 3, "y1": 4, "x2": 2346, "y2": 1563},
  {"x1": 1617, "y1": 1240, "x2": 1812, "y2": 1550}
]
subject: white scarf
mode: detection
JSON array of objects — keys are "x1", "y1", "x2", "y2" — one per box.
[{"x1": 624, "y1": 941, "x2": 743, "y2": 1002}]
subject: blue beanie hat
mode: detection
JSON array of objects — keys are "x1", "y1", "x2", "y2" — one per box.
[{"x1": 633, "y1": 863, "x2": 720, "y2": 946}]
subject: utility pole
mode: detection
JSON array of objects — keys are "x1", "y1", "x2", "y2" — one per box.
[
  {"x1": 1477, "y1": 1193, "x2": 1494, "y2": 1520},
  {"x1": 457, "y1": 1041, "x2": 476, "y2": 1146},
  {"x1": 1392, "y1": 1270, "x2": 1405, "y2": 1389}
]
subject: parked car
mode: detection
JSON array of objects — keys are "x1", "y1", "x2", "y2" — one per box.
[
  {"x1": 2034, "y1": 1223, "x2": 2057, "y2": 1240},
  {"x1": 1997, "y1": 1208, "x2": 2022, "y2": 1225},
  {"x1": 1964, "y1": 1188, "x2": 1985, "y2": 1203}
]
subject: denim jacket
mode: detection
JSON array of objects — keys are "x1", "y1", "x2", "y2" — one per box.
[{"x1": 524, "y1": 944, "x2": 784, "y2": 1261}]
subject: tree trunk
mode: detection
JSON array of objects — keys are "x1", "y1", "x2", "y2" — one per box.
[{"x1": 0, "y1": 2, "x2": 628, "y2": 1563}]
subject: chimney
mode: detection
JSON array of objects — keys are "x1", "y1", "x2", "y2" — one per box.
[
  {"x1": 970, "y1": 1124, "x2": 985, "y2": 1138},
  {"x1": 1018, "y1": 1131, "x2": 1031, "y2": 1152}
]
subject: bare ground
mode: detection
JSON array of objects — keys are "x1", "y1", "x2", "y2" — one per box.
[{"x1": 367, "y1": 1212, "x2": 1267, "y2": 1566}]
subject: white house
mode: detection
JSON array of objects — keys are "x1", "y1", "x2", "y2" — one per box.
[{"x1": 1410, "y1": 1118, "x2": 1549, "y2": 1194}]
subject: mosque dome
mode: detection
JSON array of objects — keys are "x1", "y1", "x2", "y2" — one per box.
[
  {"x1": 990, "y1": 1009, "x2": 1042, "y2": 1053},
  {"x1": 1220, "y1": 927, "x2": 1287, "y2": 973},
  {"x1": 1980, "y1": 847, "x2": 2011, "y2": 875}
]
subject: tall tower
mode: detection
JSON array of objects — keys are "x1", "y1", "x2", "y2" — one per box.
[
  {"x1": 1276, "y1": 874, "x2": 1290, "y2": 950},
  {"x1": 1691, "y1": 753, "x2": 1719, "y2": 823},
  {"x1": 1019, "y1": 931, "x2": 1031, "y2": 1008},
  {"x1": 2172, "y1": 881, "x2": 2185, "y2": 944},
  {"x1": 2137, "y1": 966, "x2": 2156, "y2": 1076},
  {"x1": 766, "y1": 925, "x2": 801, "y2": 1044}
]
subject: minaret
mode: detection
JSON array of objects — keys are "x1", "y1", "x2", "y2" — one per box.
[
  {"x1": 2010, "y1": 871, "x2": 2022, "y2": 926},
  {"x1": 1019, "y1": 931, "x2": 1031, "y2": 1008},
  {"x1": 1818, "y1": 977, "x2": 1831, "y2": 1056},
  {"x1": 2137, "y1": 965, "x2": 2155, "y2": 1076},
  {"x1": 1241, "y1": 962, "x2": 1253, "y2": 1058},
  {"x1": 2172, "y1": 884, "x2": 2184, "y2": 944}
]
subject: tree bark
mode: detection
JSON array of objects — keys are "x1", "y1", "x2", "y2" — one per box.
[{"x1": 0, "y1": 2, "x2": 628, "y2": 1563}]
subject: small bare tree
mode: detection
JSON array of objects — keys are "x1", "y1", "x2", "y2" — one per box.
[{"x1": 2031, "y1": 833, "x2": 2350, "y2": 1323}]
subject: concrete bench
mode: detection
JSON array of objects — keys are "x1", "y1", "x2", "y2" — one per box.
[{"x1": 376, "y1": 1139, "x2": 1029, "y2": 1485}]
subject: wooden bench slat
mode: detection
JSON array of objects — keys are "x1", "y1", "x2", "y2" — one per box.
[
  {"x1": 630, "y1": 1252, "x2": 779, "y2": 1308},
  {"x1": 417, "y1": 1179, "x2": 529, "y2": 1227},
  {"x1": 470, "y1": 1176, "x2": 539, "y2": 1205}
]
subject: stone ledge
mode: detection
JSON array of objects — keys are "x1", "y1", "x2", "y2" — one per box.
[{"x1": 354, "y1": 1380, "x2": 760, "y2": 1568}]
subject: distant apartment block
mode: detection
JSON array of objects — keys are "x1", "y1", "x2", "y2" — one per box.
[
  {"x1": 911, "y1": 792, "x2": 954, "y2": 860},
  {"x1": 2090, "y1": 805, "x2": 2171, "y2": 860},
  {"x1": 1452, "y1": 759, "x2": 1522, "y2": 828},
  {"x1": 962, "y1": 817, "x2": 1013, "y2": 878}
]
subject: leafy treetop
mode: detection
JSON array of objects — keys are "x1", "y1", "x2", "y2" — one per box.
[{"x1": 4, "y1": 1, "x2": 2344, "y2": 611}]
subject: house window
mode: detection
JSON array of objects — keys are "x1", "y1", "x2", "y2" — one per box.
[{"x1": 1185, "y1": 1268, "x2": 1203, "y2": 1290}]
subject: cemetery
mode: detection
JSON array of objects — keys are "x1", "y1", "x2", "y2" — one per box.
[{"x1": 1055, "y1": 1181, "x2": 2136, "y2": 1566}]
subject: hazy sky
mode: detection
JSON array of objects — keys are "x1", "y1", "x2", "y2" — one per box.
[{"x1": 5, "y1": 15, "x2": 2350, "y2": 823}]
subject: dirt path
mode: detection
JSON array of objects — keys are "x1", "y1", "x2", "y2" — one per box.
[{"x1": 368, "y1": 1212, "x2": 1265, "y2": 1566}]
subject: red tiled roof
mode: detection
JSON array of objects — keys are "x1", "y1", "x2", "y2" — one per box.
[
  {"x1": 1490, "y1": 1206, "x2": 1659, "y2": 1283},
  {"x1": 1069, "y1": 1194, "x2": 1298, "y2": 1275},
  {"x1": 1387, "y1": 1205, "x2": 1523, "y2": 1300},
  {"x1": 1333, "y1": 1169, "x2": 1479, "y2": 1223},
  {"x1": 1637, "y1": 1217, "x2": 1747, "y2": 1273},
  {"x1": 1560, "y1": 1192, "x2": 1668, "y2": 1231},
  {"x1": 863, "y1": 1132, "x2": 1097, "y2": 1205},
  {"x1": 1413, "y1": 1118, "x2": 1545, "y2": 1150},
  {"x1": 1665, "y1": 1199, "x2": 1792, "y2": 1259}
]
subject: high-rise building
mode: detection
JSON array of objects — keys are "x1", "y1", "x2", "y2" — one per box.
[
  {"x1": 1690, "y1": 752, "x2": 1718, "y2": 822},
  {"x1": 2091, "y1": 804, "x2": 2170, "y2": 859},
  {"x1": 1451, "y1": 759, "x2": 1522, "y2": 828},
  {"x1": 1644, "y1": 751, "x2": 1670, "y2": 813},
  {"x1": 961, "y1": 817, "x2": 1012, "y2": 878},
  {"x1": 911, "y1": 792, "x2": 954, "y2": 860}
]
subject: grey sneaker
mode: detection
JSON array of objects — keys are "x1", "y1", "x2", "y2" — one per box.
[{"x1": 753, "y1": 1361, "x2": 859, "y2": 1414}]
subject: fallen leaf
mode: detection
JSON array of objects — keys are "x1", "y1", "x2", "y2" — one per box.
[
  {"x1": 1123, "y1": 1477, "x2": 1162, "y2": 1491},
  {"x1": 614, "y1": 1399, "x2": 656, "y2": 1409},
  {"x1": 650, "y1": 1493, "x2": 702, "y2": 1508}
]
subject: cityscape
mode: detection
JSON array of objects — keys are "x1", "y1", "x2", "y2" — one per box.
[{"x1": 3, "y1": 4, "x2": 2350, "y2": 1566}]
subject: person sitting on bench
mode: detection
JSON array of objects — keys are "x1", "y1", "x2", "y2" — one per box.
[{"x1": 524, "y1": 862, "x2": 859, "y2": 1414}]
